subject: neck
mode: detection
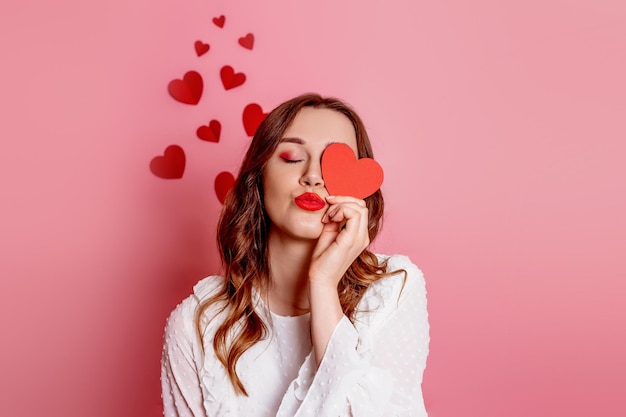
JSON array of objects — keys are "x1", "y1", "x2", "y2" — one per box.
[{"x1": 265, "y1": 230, "x2": 315, "y2": 316}]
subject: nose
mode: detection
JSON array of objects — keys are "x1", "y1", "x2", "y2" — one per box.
[{"x1": 299, "y1": 160, "x2": 324, "y2": 188}]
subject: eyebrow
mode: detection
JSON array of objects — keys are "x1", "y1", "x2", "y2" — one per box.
[
  {"x1": 280, "y1": 137, "x2": 336, "y2": 148},
  {"x1": 280, "y1": 137, "x2": 305, "y2": 144}
]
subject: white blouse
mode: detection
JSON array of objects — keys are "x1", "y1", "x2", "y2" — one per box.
[{"x1": 161, "y1": 254, "x2": 429, "y2": 417}]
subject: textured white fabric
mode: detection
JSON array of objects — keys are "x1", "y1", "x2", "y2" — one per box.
[{"x1": 161, "y1": 254, "x2": 429, "y2": 417}]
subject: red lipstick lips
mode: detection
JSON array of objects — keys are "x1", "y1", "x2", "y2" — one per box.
[{"x1": 294, "y1": 192, "x2": 325, "y2": 211}]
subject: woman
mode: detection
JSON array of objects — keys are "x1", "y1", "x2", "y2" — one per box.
[{"x1": 161, "y1": 93, "x2": 429, "y2": 416}]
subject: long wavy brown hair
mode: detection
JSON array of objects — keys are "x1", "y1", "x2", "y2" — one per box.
[{"x1": 196, "y1": 93, "x2": 399, "y2": 395}]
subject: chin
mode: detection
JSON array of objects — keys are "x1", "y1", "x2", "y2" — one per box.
[
  {"x1": 292, "y1": 224, "x2": 324, "y2": 241},
  {"x1": 290, "y1": 218, "x2": 326, "y2": 240},
  {"x1": 269, "y1": 220, "x2": 323, "y2": 242}
]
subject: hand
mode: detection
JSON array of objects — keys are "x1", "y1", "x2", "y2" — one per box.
[
  {"x1": 307, "y1": 195, "x2": 369, "y2": 365},
  {"x1": 308, "y1": 195, "x2": 370, "y2": 289}
]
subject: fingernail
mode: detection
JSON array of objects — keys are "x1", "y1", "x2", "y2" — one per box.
[{"x1": 326, "y1": 195, "x2": 336, "y2": 200}]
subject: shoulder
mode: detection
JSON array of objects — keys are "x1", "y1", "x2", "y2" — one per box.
[
  {"x1": 376, "y1": 253, "x2": 427, "y2": 300},
  {"x1": 162, "y1": 276, "x2": 237, "y2": 409},
  {"x1": 193, "y1": 274, "x2": 227, "y2": 301},
  {"x1": 164, "y1": 275, "x2": 227, "y2": 342},
  {"x1": 380, "y1": 253, "x2": 425, "y2": 280},
  {"x1": 353, "y1": 254, "x2": 427, "y2": 326}
]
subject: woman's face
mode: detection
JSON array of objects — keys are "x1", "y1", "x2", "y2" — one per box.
[{"x1": 262, "y1": 107, "x2": 358, "y2": 241}]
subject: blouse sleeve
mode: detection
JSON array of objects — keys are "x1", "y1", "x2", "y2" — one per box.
[
  {"x1": 276, "y1": 255, "x2": 430, "y2": 417},
  {"x1": 161, "y1": 296, "x2": 207, "y2": 417}
]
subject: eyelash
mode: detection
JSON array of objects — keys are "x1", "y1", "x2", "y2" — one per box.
[{"x1": 280, "y1": 154, "x2": 303, "y2": 164}]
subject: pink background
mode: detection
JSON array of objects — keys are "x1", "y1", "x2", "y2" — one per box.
[{"x1": 1, "y1": 1, "x2": 625, "y2": 416}]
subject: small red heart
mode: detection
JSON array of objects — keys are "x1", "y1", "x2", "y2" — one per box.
[
  {"x1": 212, "y1": 15, "x2": 225, "y2": 28},
  {"x1": 215, "y1": 171, "x2": 235, "y2": 204},
  {"x1": 168, "y1": 71, "x2": 203, "y2": 105},
  {"x1": 242, "y1": 103, "x2": 267, "y2": 137},
  {"x1": 220, "y1": 65, "x2": 246, "y2": 90},
  {"x1": 150, "y1": 145, "x2": 186, "y2": 179},
  {"x1": 196, "y1": 120, "x2": 221, "y2": 142},
  {"x1": 238, "y1": 33, "x2": 254, "y2": 50},
  {"x1": 321, "y1": 143, "x2": 384, "y2": 199},
  {"x1": 194, "y1": 40, "x2": 210, "y2": 56}
]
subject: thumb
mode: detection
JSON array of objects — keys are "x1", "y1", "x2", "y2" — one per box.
[{"x1": 313, "y1": 222, "x2": 340, "y2": 259}]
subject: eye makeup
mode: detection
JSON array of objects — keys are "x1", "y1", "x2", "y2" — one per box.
[{"x1": 279, "y1": 151, "x2": 302, "y2": 163}]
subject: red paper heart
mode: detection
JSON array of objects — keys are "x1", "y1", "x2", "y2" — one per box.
[
  {"x1": 238, "y1": 33, "x2": 254, "y2": 50},
  {"x1": 150, "y1": 145, "x2": 186, "y2": 179},
  {"x1": 212, "y1": 15, "x2": 225, "y2": 28},
  {"x1": 321, "y1": 143, "x2": 383, "y2": 199},
  {"x1": 196, "y1": 120, "x2": 221, "y2": 142},
  {"x1": 168, "y1": 71, "x2": 203, "y2": 105},
  {"x1": 215, "y1": 171, "x2": 235, "y2": 204},
  {"x1": 194, "y1": 41, "x2": 210, "y2": 56},
  {"x1": 242, "y1": 103, "x2": 267, "y2": 137},
  {"x1": 220, "y1": 65, "x2": 246, "y2": 90}
]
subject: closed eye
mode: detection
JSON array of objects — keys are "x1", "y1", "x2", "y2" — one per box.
[{"x1": 279, "y1": 152, "x2": 303, "y2": 164}]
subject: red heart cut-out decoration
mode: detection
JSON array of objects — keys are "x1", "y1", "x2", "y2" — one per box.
[
  {"x1": 215, "y1": 171, "x2": 235, "y2": 204},
  {"x1": 321, "y1": 143, "x2": 383, "y2": 199},
  {"x1": 213, "y1": 15, "x2": 225, "y2": 28},
  {"x1": 238, "y1": 33, "x2": 254, "y2": 50},
  {"x1": 168, "y1": 71, "x2": 203, "y2": 105},
  {"x1": 196, "y1": 120, "x2": 221, "y2": 142},
  {"x1": 150, "y1": 145, "x2": 186, "y2": 179},
  {"x1": 242, "y1": 103, "x2": 267, "y2": 137},
  {"x1": 194, "y1": 41, "x2": 210, "y2": 56},
  {"x1": 220, "y1": 65, "x2": 246, "y2": 90}
]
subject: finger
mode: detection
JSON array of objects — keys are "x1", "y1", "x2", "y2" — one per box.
[
  {"x1": 326, "y1": 199, "x2": 369, "y2": 213},
  {"x1": 320, "y1": 201, "x2": 369, "y2": 246},
  {"x1": 327, "y1": 206, "x2": 368, "y2": 241},
  {"x1": 326, "y1": 203, "x2": 367, "y2": 224},
  {"x1": 312, "y1": 222, "x2": 340, "y2": 258},
  {"x1": 326, "y1": 195, "x2": 367, "y2": 207},
  {"x1": 321, "y1": 203, "x2": 352, "y2": 223}
]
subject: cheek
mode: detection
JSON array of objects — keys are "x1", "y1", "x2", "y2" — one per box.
[
  {"x1": 264, "y1": 163, "x2": 297, "y2": 193},
  {"x1": 262, "y1": 171, "x2": 279, "y2": 196},
  {"x1": 262, "y1": 170, "x2": 289, "y2": 208}
]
